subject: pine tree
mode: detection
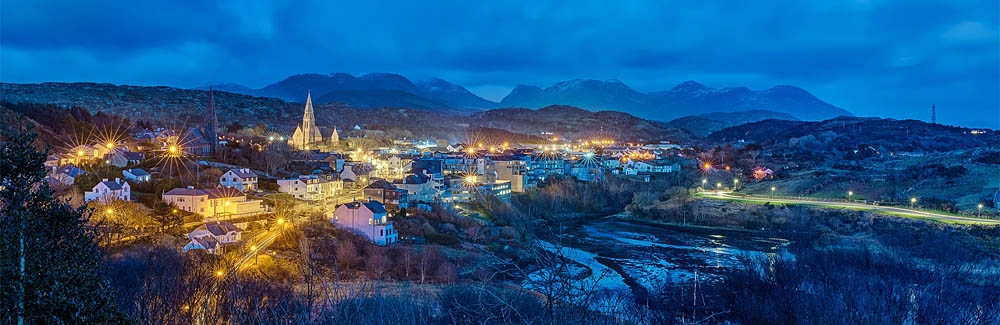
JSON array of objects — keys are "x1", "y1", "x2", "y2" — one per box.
[{"x1": 0, "y1": 118, "x2": 125, "y2": 323}]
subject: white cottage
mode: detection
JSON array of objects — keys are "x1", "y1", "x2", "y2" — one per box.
[
  {"x1": 220, "y1": 168, "x2": 258, "y2": 192},
  {"x1": 84, "y1": 178, "x2": 131, "y2": 203}
]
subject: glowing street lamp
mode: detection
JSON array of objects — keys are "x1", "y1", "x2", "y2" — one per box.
[
  {"x1": 77, "y1": 150, "x2": 84, "y2": 157},
  {"x1": 105, "y1": 142, "x2": 114, "y2": 150},
  {"x1": 910, "y1": 197, "x2": 917, "y2": 208},
  {"x1": 215, "y1": 270, "x2": 224, "y2": 277},
  {"x1": 733, "y1": 178, "x2": 739, "y2": 190},
  {"x1": 716, "y1": 182, "x2": 722, "y2": 190},
  {"x1": 702, "y1": 179, "x2": 707, "y2": 188},
  {"x1": 703, "y1": 163, "x2": 711, "y2": 171},
  {"x1": 848, "y1": 191, "x2": 854, "y2": 202},
  {"x1": 771, "y1": 186, "x2": 776, "y2": 199},
  {"x1": 978, "y1": 203, "x2": 984, "y2": 217}
]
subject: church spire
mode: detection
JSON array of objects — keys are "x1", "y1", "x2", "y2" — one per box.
[{"x1": 303, "y1": 90, "x2": 316, "y2": 129}]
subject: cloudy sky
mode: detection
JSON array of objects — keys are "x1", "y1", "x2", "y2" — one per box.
[{"x1": 2, "y1": 0, "x2": 998, "y2": 127}]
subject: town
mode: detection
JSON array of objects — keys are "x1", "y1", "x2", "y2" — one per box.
[{"x1": 47, "y1": 91, "x2": 690, "y2": 252}]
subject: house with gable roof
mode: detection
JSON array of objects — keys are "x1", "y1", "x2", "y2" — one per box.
[
  {"x1": 84, "y1": 178, "x2": 131, "y2": 203},
  {"x1": 331, "y1": 199, "x2": 398, "y2": 245},
  {"x1": 123, "y1": 168, "x2": 151, "y2": 182},
  {"x1": 220, "y1": 168, "x2": 259, "y2": 192}
]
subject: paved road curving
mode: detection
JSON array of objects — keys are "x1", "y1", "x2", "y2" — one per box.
[{"x1": 697, "y1": 191, "x2": 1000, "y2": 225}]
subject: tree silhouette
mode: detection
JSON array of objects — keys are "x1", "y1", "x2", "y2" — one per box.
[{"x1": 0, "y1": 119, "x2": 124, "y2": 323}]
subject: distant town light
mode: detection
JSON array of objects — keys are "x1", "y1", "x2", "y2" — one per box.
[
  {"x1": 703, "y1": 163, "x2": 711, "y2": 170},
  {"x1": 216, "y1": 270, "x2": 224, "y2": 277},
  {"x1": 105, "y1": 142, "x2": 114, "y2": 149},
  {"x1": 77, "y1": 150, "x2": 84, "y2": 156}
]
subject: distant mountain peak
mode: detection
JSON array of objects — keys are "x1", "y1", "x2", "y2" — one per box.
[{"x1": 671, "y1": 80, "x2": 709, "y2": 92}]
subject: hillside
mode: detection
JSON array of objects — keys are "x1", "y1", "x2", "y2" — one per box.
[
  {"x1": 469, "y1": 105, "x2": 692, "y2": 142},
  {"x1": 707, "y1": 117, "x2": 998, "y2": 153},
  {"x1": 667, "y1": 109, "x2": 799, "y2": 137},
  {"x1": 500, "y1": 79, "x2": 851, "y2": 122},
  {"x1": 1, "y1": 82, "x2": 300, "y2": 128}
]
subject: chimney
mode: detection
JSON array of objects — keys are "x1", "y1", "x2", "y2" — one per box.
[
  {"x1": 103, "y1": 178, "x2": 108, "y2": 182},
  {"x1": 115, "y1": 178, "x2": 120, "y2": 183}
]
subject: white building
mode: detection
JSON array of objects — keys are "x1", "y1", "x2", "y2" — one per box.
[
  {"x1": 331, "y1": 200, "x2": 398, "y2": 245},
  {"x1": 162, "y1": 187, "x2": 265, "y2": 219},
  {"x1": 220, "y1": 168, "x2": 258, "y2": 192},
  {"x1": 624, "y1": 161, "x2": 681, "y2": 175},
  {"x1": 277, "y1": 174, "x2": 343, "y2": 201},
  {"x1": 183, "y1": 221, "x2": 243, "y2": 254},
  {"x1": 84, "y1": 178, "x2": 131, "y2": 203}
]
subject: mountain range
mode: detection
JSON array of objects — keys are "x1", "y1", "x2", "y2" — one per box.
[{"x1": 198, "y1": 73, "x2": 851, "y2": 121}]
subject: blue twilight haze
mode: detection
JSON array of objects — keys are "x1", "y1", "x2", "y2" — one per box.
[{"x1": 1, "y1": 0, "x2": 997, "y2": 127}]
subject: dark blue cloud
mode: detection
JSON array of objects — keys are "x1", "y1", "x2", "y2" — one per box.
[{"x1": 1, "y1": 0, "x2": 997, "y2": 127}]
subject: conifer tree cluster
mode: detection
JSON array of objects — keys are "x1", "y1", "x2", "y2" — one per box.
[{"x1": 0, "y1": 119, "x2": 123, "y2": 323}]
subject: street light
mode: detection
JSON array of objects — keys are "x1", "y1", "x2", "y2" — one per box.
[
  {"x1": 702, "y1": 179, "x2": 707, "y2": 189},
  {"x1": 978, "y1": 203, "x2": 984, "y2": 217},
  {"x1": 848, "y1": 191, "x2": 853, "y2": 202},
  {"x1": 716, "y1": 182, "x2": 721, "y2": 191},
  {"x1": 771, "y1": 186, "x2": 776, "y2": 199},
  {"x1": 733, "y1": 178, "x2": 739, "y2": 190},
  {"x1": 215, "y1": 270, "x2": 224, "y2": 277},
  {"x1": 910, "y1": 197, "x2": 917, "y2": 208}
]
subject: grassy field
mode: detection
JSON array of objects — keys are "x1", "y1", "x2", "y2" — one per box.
[{"x1": 736, "y1": 150, "x2": 1000, "y2": 214}]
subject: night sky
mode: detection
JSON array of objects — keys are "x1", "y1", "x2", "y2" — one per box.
[{"x1": 2, "y1": 1, "x2": 998, "y2": 128}]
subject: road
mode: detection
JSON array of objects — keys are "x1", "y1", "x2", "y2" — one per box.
[
  {"x1": 191, "y1": 218, "x2": 297, "y2": 324},
  {"x1": 696, "y1": 191, "x2": 1000, "y2": 225}
]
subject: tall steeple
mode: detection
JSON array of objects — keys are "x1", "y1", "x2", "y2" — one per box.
[
  {"x1": 205, "y1": 86, "x2": 218, "y2": 154},
  {"x1": 303, "y1": 90, "x2": 316, "y2": 130}
]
